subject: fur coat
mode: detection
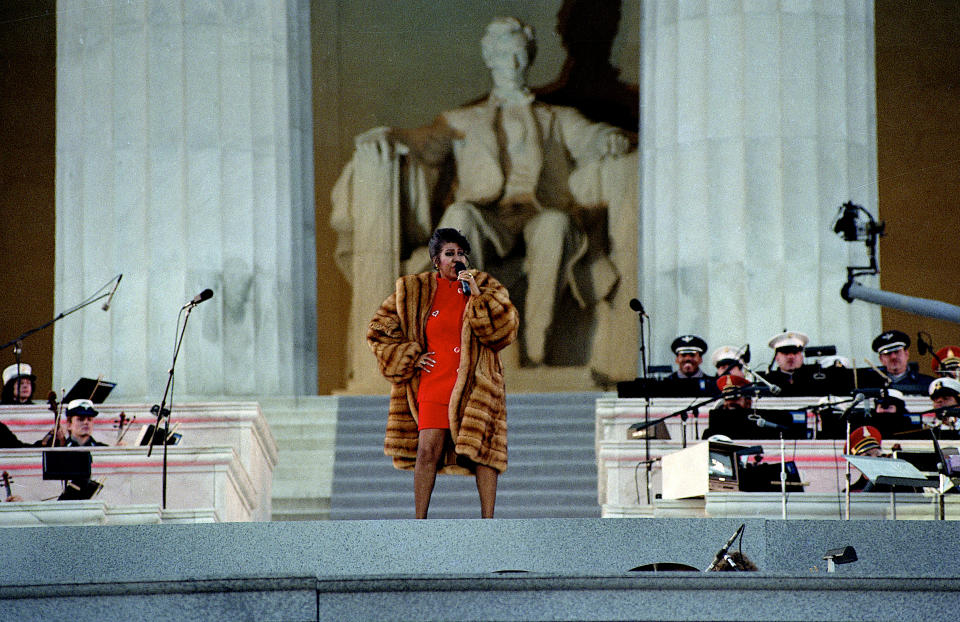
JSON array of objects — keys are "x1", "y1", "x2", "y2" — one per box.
[{"x1": 367, "y1": 270, "x2": 518, "y2": 475}]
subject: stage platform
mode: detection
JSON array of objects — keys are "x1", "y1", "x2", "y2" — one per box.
[{"x1": 2, "y1": 517, "x2": 960, "y2": 621}]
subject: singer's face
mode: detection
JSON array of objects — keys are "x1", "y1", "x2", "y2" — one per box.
[
  {"x1": 434, "y1": 243, "x2": 468, "y2": 281},
  {"x1": 879, "y1": 347, "x2": 909, "y2": 376},
  {"x1": 675, "y1": 352, "x2": 702, "y2": 375}
]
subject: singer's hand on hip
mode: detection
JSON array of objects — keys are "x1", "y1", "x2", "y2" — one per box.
[{"x1": 416, "y1": 352, "x2": 436, "y2": 372}]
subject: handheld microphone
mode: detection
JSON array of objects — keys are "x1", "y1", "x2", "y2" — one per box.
[
  {"x1": 453, "y1": 262, "x2": 471, "y2": 296},
  {"x1": 628, "y1": 298, "x2": 648, "y2": 316},
  {"x1": 183, "y1": 288, "x2": 214, "y2": 308},
  {"x1": 706, "y1": 523, "x2": 745, "y2": 571},
  {"x1": 101, "y1": 274, "x2": 123, "y2": 311}
]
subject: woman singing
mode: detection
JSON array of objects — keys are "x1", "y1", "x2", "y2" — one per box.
[{"x1": 368, "y1": 228, "x2": 518, "y2": 518}]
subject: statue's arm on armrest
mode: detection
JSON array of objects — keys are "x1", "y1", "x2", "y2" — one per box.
[
  {"x1": 355, "y1": 117, "x2": 459, "y2": 168},
  {"x1": 554, "y1": 105, "x2": 633, "y2": 164}
]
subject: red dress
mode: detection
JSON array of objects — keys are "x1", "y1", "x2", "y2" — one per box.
[{"x1": 417, "y1": 274, "x2": 467, "y2": 430}]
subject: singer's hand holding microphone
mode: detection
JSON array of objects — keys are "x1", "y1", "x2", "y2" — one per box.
[{"x1": 453, "y1": 261, "x2": 477, "y2": 297}]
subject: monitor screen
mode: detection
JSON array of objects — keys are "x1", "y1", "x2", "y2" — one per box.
[{"x1": 709, "y1": 450, "x2": 736, "y2": 482}]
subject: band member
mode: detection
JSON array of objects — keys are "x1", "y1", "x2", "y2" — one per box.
[
  {"x1": 847, "y1": 425, "x2": 887, "y2": 492},
  {"x1": 62, "y1": 399, "x2": 108, "y2": 447},
  {"x1": 760, "y1": 331, "x2": 840, "y2": 396},
  {"x1": 716, "y1": 374, "x2": 753, "y2": 410},
  {"x1": 711, "y1": 345, "x2": 746, "y2": 378},
  {"x1": 700, "y1": 375, "x2": 754, "y2": 440},
  {"x1": 667, "y1": 335, "x2": 710, "y2": 379},
  {"x1": 928, "y1": 377, "x2": 960, "y2": 430},
  {"x1": 931, "y1": 346, "x2": 960, "y2": 379},
  {"x1": 1, "y1": 363, "x2": 36, "y2": 404},
  {"x1": 858, "y1": 330, "x2": 933, "y2": 393},
  {"x1": 368, "y1": 228, "x2": 518, "y2": 519}
]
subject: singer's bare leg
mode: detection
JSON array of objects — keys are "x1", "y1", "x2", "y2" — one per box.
[
  {"x1": 414, "y1": 429, "x2": 446, "y2": 519},
  {"x1": 475, "y1": 464, "x2": 498, "y2": 518}
]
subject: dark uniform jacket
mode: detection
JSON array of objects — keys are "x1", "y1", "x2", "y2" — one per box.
[
  {"x1": 854, "y1": 363, "x2": 934, "y2": 395},
  {"x1": 760, "y1": 364, "x2": 850, "y2": 397}
]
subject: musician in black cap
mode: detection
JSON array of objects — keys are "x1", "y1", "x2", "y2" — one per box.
[
  {"x1": 857, "y1": 330, "x2": 933, "y2": 394},
  {"x1": 667, "y1": 335, "x2": 710, "y2": 379},
  {"x1": 662, "y1": 334, "x2": 716, "y2": 395}
]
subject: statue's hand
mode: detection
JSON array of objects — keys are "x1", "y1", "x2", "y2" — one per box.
[
  {"x1": 355, "y1": 126, "x2": 409, "y2": 160},
  {"x1": 604, "y1": 131, "x2": 631, "y2": 157}
]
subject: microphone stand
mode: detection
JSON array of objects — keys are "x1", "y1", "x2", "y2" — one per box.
[
  {"x1": 780, "y1": 433, "x2": 787, "y2": 519},
  {"x1": 837, "y1": 394, "x2": 865, "y2": 520},
  {"x1": 630, "y1": 301, "x2": 654, "y2": 504},
  {"x1": 0, "y1": 275, "x2": 121, "y2": 354},
  {"x1": 741, "y1": 361, "x2": 782, "y2": 396},
  {"x1": 149, "y1": 302, "x2": 198, "y2": 509},
  {"x1": 630, "y1": 395, "x2": 722, "y2": 448}
]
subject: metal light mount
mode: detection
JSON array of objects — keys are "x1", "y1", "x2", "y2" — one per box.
[
  {"x1": 823, "y1": 545, "x2": 858, "y2": 573},
  {"x1": 835, "y1": 203, "x2": 960, "y2": 323},
  {"x1": 833, "y1": 201, "x2": 885, "y2": 290}
]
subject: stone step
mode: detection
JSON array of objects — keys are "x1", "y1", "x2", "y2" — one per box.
[
  {"x1": 330, "y1": 392, "x2": 604, "y2": 520},
  {"x1": 259, "y1": 397, "x2": 339, "y2": 521}
]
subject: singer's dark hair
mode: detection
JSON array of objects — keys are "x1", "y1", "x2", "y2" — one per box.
[
  {"x1": 428, "y1": 228, "x2": 471, "y2": 260},
  {"x1": 708, "y1": 551, "x2": 758, "y2": 572}
]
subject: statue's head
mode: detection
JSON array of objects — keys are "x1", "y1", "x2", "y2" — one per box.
[{"x1": 481, "y1": 17, "x2": 536, "y2": 90}]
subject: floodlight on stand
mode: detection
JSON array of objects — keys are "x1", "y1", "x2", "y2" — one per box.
[
  {"x1": 823, "y1": 545, "x2": 858, "y2": 573},
  {"x1": 833, "y1": 201, "x2": 884, "y2": 244},
  {"x1": 834, "y1": 201, "x2": 960, "y2": 324}
]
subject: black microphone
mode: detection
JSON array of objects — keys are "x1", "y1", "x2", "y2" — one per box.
[
  {"x1": 736, "y1": 343, "x2": 751, "y2": 365},
  {"x1": 841, "y1": 393, "x2": 866, "y2": 419},
  {"x1": 183, "y1": 288, "x2": 214, "y2": 308},
  {"x1": 917, "y1": 332, "x2": 932, "y2": 356},
  {"x1": 748, "y1": 414, "x2": 789, "y2": 430},
  {"x1": 629, "y1": 298, "x2": 648, "y2": 316},
  {"x1": 101, "y1": 274, "x2": 123, "y2": 311},
  {"x1": 453, "y1": 262, "x2": 471, "y2": 296},
  {"x1": 706, "y1": 523, "x2": 745, "y2": 571}
]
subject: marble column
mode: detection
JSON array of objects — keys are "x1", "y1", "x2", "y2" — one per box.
[
  {"x1": 54, "y1": 0, "x2": 316, "y2": 400},
  {"x1": 640, "y1": 1, "x2": 881, "y2": 369}
]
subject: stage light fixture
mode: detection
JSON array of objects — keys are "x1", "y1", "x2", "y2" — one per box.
[{"x1": 822, "y1": 545, "x2": 858, "y2": 572}]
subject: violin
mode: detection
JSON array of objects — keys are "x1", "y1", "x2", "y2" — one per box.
[
  {"x1": 41, "y1": 390, "x2": 66, "y2": 447},
  {"x1": 115, "y1": 411, "x2": 135, "y2": 444}
]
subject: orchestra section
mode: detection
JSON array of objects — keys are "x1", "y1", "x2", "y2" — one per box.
[
  {"x1": 596, "y1": 396, "x2": 960, "y2": 519},
  {"x1": 0, "y1": 402, "x2": 277, "y2": 525}
]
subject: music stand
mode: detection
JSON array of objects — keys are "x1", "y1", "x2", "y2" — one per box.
[
  {"x1": 42, "y1": 451, "x2": 92, "y2": 481},
  {"x1": 844, "y1": 454, "x2": 931, "y2": 520},
  {"x1": 63, "y1": 377, "x2": 116, "y2": 404},
  {"x1": 42, "y1": 450, "x2": 102, "y2": 500}
]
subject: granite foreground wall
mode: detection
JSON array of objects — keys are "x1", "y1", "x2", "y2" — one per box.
[{"x1": 2, "y1": 518, "x2": 958, "y2": 621}]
